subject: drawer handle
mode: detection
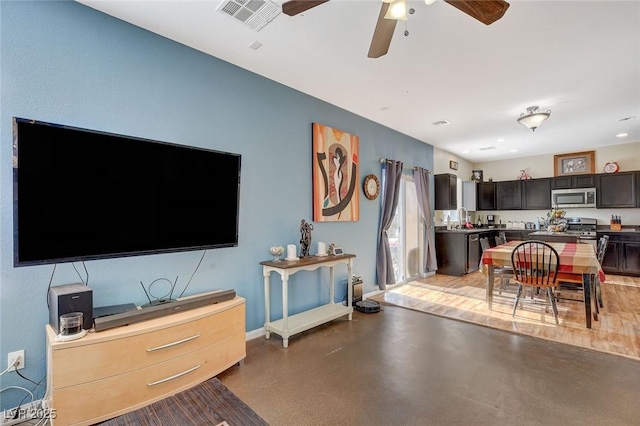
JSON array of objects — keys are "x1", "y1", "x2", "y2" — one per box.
[
  {"x1": 147, "y1": 364, "x2": 201, "y2": 386},
  {"x1": 146, "y1": 334, "x2": 201, "y2": 352}
]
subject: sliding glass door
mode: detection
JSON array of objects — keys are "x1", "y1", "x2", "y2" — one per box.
[{"x1": 388, "y1": 175, "x2": 423, "y2": 283}]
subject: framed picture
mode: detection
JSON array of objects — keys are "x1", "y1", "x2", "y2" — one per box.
[
  {"x1": 471, "y1": 170, "x2": 483, "y2": 182},
  {"x1": 449, "y1": 160, "x2": 458, "y2": 170},
  {"x1": 553, "y1": 151, "x2": 595, "y2": 177},
  {"x1": 312, "y1": 123, "x2": 360, "y2": 222}
]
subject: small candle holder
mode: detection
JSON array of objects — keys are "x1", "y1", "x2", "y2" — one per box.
[{"x1": 269, "y1": 246, "x2": 284, "y2": 262}]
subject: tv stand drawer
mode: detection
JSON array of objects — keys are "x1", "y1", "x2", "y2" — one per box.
[{"x1": 46, "y1": 297, "x2": 246, "y2": 426}]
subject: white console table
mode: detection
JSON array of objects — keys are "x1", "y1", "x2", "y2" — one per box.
[{"x1": 260, "y1": 254, "x2": 355, "y2": 348}]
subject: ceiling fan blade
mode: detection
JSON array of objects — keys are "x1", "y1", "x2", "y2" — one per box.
[
  {"x1": 444, "y1": 0, "x2": 509, "y2": 25},
  {"x1": 368, "y1": 3, "x2": 398, "y2": 59},
  {"x1": 282, "y1": 0, "x2": 330, "y2": 17}
]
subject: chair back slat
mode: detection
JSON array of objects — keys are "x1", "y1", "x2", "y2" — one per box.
[
  {"x1": 480, "y1": 237, "x2": 490, "y2": 251},
  {"x1": 511, "y1": 240, "x2": 559, "y2": 288},
  {"x1": 597, "y1": 235, "x2": 609, "y2": 263}
]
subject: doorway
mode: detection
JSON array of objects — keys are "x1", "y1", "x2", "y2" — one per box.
[{"x1": 388, "y1": 175, "x2": 423, "y2": 284}]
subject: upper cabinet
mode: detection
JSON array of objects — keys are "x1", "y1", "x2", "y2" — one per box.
[
  {"x1": 596, "y1": 172, "x2": 637, "y2": 208},
  {"x1": 522, "y1": 178, "x2": 552, "y2": 210},
  {"x1": 551, "y1": 174, "x2": 595, "y2": 189},
  {"x1": 434, "y1": 173, "x2": 457, "y2": 210},
  {"x1": 478, "y1": 182, "x2": 496, "y2": 211},
  {"x1": 453, "y1": 169, "x2": 640, "y2": 211},
  {"x1": 496, "y1": 180, "x2": 522, "y2": 210}
]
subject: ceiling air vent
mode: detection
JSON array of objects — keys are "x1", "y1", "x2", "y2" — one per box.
[
  {"x1": 217, "y1": 0, "x2": 281, "y2": 32},
  {"x1": 478, "y1": 146, "x2": 497, "y2": 151},
  {"x1": 432, "y1": 120, "x2": 451, "y2": 127}
]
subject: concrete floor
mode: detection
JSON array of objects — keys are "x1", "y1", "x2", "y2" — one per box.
[{"x1": 218, "y1": 305, "x2": 640, "y2": 426}]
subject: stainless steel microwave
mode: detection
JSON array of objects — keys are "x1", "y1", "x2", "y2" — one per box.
[{"x1": 551, "y1": 187, "x2": 596, "y2": 208}]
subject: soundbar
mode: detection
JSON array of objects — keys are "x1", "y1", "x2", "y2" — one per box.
[{"x1": 93, "y1": 289, "x2": 236, "y2": 332}]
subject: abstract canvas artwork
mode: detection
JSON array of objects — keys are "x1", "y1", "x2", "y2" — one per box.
[{"x1": 312, "y1": 123, "x2": 359, "y2": 222}]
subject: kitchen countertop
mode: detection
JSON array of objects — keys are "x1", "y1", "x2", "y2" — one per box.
[
  {"x1": 435, "y1": 227, "x2": 532, "y2": 234},
  {"x1": 596, "y1": 227, "x2": 638, "y2": 233},
  {"x1": 436, "y1": 227, "x2": 639, "y2": 234}
]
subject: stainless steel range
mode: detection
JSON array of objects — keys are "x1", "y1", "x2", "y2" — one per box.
[{"x1": 564, "y1": 217, "x2": 598, "y2": 249}]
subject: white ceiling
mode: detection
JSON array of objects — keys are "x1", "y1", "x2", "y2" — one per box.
[{"x1": 78, "y1": 0, "x2": 640, "y2": 163}]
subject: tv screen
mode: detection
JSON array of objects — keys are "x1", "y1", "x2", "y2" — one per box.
[{"x1": 12, "y1": 117, "x2": 241, "y2": 267}]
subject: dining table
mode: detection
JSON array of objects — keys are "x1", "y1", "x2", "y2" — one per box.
[{"x1": 480, "y1": 241, "x2": 606, "y2": 329}]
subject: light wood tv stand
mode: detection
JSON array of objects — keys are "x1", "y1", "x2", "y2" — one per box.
[{"x1": 45, "y1": 296, "x2": 245, "y2": 425}]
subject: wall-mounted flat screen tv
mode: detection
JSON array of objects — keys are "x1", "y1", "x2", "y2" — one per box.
[{"x1": 13, "y1": 117, "x2": 241, "y2": 267}]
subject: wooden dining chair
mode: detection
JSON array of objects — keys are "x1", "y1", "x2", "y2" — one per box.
[
  {"x1": 510, "y1": 240, "x2": 578, "y2": 324},
  {"x1": 555, "y1": 238, "x2": 607, "y2": 320},
  {"x1": 594, "y1": 235, "x2": 609, "y2": 309},
  {"x1": 480, "y1": 237, "x2": 513, "y2": 294},
  {"x1": 494, "y1": 232, "x2": 507, "y2": 246}
]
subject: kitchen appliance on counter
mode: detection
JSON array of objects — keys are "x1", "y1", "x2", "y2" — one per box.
[
  {"x1": 486, "y1": 215, "x2": 496, "y2": 228},
  {"x1": 551, "y1": 188, "x2": 596, "y2": 208}
]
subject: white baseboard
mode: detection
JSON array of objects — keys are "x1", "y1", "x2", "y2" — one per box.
[{"x1": 245, "y1": 327, "x2": 265, "y2": 341}]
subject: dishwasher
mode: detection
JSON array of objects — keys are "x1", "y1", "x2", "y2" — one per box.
[{"x1": 467, "y1": 234, "x2": 480, "y2": 273}]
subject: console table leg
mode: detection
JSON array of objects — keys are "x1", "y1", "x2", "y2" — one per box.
[
  {"x1": 329, "y1": 266, "x2": 335, "y2": 304},
  {"x1": 282, "y1": 272, "x2": 289, "y2": 348},
  {"x1": 263, "y1": 268, "x2": 271, "y2": 339}
]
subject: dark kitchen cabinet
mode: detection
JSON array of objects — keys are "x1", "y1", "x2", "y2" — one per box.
[
  {"x1": 522, "y1": 178, "x2": 552, "y2": 210},
  {"x1": 435, "y1": 232, "x2": 466, "y2": 276},
  {"x1": 497, "y1": 180, "x2": 522, "y2": 210},
  {"x1": 435, "y1": 173, "x2": 457, "y2": 211},
  {"x1": 552, "y1": 174, "x2": 595, "y2": 189},
  {"x1": 478, "y1": 182, "x2": 496, "y2": 211},
  {"x1": 600, "y1": 240, "x2": 620, "y2": 273},
  {"x1": 435, "y1": 231, "x2": 482, "y2": 276},
  {"x1": 623, "y1": 242, "x2": 640, "y2": 275},
  {"x1": 597, "y1": 232, "x2": 640, "y2": 276},
  {"x1": 595, "y1": 172, "x2": 637, "y2": 208}
]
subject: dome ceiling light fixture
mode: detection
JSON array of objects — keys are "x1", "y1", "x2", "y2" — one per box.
[{"x1": 517, "y1": 106, "x2": 551, "y2": 132}]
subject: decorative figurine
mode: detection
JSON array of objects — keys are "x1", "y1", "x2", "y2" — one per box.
[
  {"x1": 299, "y1": 219, "x2": 314, "y2": 257},
  {"x1": 516, "y1": 170, "x2": 531, "y2": 180},
  {"x1": 327, "y1": 243, "x2": 336, "y2": 255}
]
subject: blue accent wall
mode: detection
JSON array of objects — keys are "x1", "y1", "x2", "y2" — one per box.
[{"x1": 0, "y1": 0, "x2": 433, "y2": 409}]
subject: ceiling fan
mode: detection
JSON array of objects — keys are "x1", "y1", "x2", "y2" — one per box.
[{"x1": 281, "y1": 0, "x2": 510, "y2": 58}]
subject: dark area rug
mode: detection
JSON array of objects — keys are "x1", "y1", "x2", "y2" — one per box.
[{"x1": 95, "y1": 377, "x2": 268, "y2": 426}]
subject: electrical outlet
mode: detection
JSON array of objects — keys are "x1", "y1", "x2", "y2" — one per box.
[{"x1": 7, "y1": 350, "x2": 25, "y2": 371}]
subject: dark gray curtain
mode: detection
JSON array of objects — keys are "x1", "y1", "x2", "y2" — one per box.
[
  {"x1": 376, "y1": 160, "x2": 403, "y2": 290},
  {"x1": 414, "y1": 167, "x2": 438, "y2": 272}
]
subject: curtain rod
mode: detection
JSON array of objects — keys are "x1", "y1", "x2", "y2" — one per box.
[{"x1": 379, "y1": 158, "x2": 432, "y2": 174}]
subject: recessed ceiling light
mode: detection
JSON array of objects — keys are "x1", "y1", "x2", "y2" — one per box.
[
  {"x1": 616, "y1": 132, "x2": 629, "y2": 138},
  {"x1": 496, "y1": 138, "x2": 506, "y2": 142},
  {"x1": 248, "y1": 41, "x2": 263, "y2": 50},
  {"x1": 462, "y1": 150, "x2": 470, "y2": 154},
  {"x1": 619, "y1": 116, "x2": 636, "y2": 122},
  {"x1": 510, "y1": 149, "x2": 519, "y2": 153}
]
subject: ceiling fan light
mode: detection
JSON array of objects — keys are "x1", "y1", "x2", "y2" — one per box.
[
  {"x1": 517, "y1": 106, "x2": 551, "y2": 132},
  {"x1": 384, "y1": 0, "x2": 408, "y2": 20}
]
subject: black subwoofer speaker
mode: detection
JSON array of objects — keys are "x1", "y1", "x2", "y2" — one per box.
[{"x1": 48, "y1": 283, "x2": 93, "y2": 333}]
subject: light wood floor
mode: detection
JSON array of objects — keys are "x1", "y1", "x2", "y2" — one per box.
[{"x1": 370, "y1": 271, "x2": 640, "y2": 360}]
